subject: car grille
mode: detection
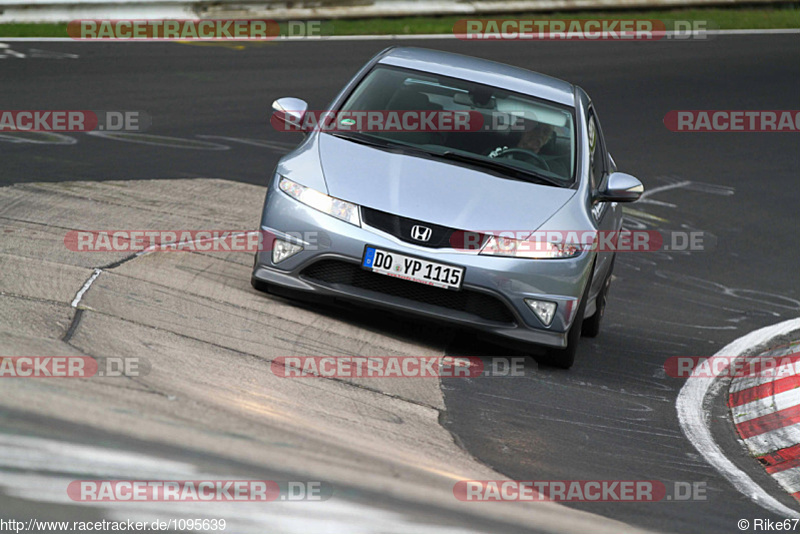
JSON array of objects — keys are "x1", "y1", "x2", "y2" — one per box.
[
  {"x1": 301, "y1": 260, "x2": 516, "y2": 325},
  {"x1": 361, "y1": 207, "x2": 486, "y2": 250}
]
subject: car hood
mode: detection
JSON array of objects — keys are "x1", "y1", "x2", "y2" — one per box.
[{"x1": 318, "y1": 134, "x2": 576, "y2": 232}]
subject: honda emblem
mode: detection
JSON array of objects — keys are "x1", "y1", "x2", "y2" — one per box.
[{"x1": 410, "y1": 225, "x2": 433, "y2": 242}]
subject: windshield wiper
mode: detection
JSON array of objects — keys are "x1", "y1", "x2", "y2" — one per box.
[
  {"x1": 328, "y1": 132, "x2": 401, "y2": 151},
  {"x1": 439, "y1": 151, "x2": 565, "y2": 187},
  {"x1": 329, "y1": 133, "x2": 440, "y2": 157},
  {"x1": 329, "y1": 134, "x2": 566, "y2": 187}
]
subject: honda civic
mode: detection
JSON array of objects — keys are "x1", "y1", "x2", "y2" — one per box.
[{"x1": 252, "y1": 47, "x2": 644, "y2": 368}]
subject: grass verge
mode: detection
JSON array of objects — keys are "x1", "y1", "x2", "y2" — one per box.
[{"x1": 0, "y1": 5, "x2": 797, "y2": 37}]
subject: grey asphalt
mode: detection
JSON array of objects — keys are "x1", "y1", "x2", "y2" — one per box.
[{"x1": 1, "y1": 34, "x2": 799, "y2": 533}]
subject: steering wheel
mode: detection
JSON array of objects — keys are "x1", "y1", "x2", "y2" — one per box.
[{"x1": 494, "y1": 148, "x2": 551, "y2": 172}]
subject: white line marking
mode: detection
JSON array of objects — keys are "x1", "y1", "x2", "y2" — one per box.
[
  {"x1": 733, "y1": 388, "x2": 800, "y2": 424},
  {"x1": 85, "y1": 131, "x2": 230, "y2": 150},
  {"x1": 730, "y1": 346, "x2": 800, "y2": 393},
  {"x1": 773, "y1": 467, "x2": 800, "y2": 495},
  {"x1": 731, "y1": 371, "x2": 782, "y2": 393},
  {"x1": 639, "y1": 180, "x2": 692, "y2": 199},
  {"x1": 744, "y1": 422, "x2": 800, "y2": 457},
  {"x1": 0, "y1": 29, "x2": 798, "y2": 43},
  {"x1": 315, "y1": 29, "x2": 800, "y2": 40},
  {"x1": 196, "y1": 135, "x2": 295, "y2": 151},
  {"x1": 677, "y1": 317, "x2": 800, "y2": 517},
  {"x1": 676, "y1": 29, "x2": 799, "y2": 35},
  {"x1": 70, "y1": 268, "x2": 101, "y2": 308}
]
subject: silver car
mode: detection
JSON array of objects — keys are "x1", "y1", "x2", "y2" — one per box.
[{"x1": 252, "y1": 47, "x2": 643, "y2": 368}]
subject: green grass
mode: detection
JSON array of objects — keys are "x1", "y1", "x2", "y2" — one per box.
[
  {"x1": 0, "y1": 23, "x2": 68, "y2": 37},
  {"x1": 0, "y1": 5, "x2": 798, "y2": 37},
  {"x1": 331, "y1": 5, "x2": 800, "y2": 34}
]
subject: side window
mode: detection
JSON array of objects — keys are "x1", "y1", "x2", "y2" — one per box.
[{"x1": 587, "y1": 107, "x2": 606, "y2": 191}]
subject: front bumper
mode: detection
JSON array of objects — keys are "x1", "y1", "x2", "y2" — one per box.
[{"x1": 252, "y1": 185, "x2": 594, "y2": 349}]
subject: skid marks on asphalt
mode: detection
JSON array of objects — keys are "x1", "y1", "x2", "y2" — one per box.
[
  {"x1": 0, "y1": 130, "x2": 296, "y2": 152},
  {"x1": 0, "y1": 42, "x2": 78, "y2": 59}
]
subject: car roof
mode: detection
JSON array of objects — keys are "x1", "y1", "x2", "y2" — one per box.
[{"x1": 377, "y1": 47, "x2": 575, "y2": 107}]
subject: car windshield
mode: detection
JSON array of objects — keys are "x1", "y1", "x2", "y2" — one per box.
[{"x1": 334, "y1": 65, "x2": 577, "y2": 185}]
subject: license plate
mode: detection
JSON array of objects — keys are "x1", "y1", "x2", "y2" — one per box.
[{"x1": 362, "y1": 246, "x2": 464, "y2": 290}]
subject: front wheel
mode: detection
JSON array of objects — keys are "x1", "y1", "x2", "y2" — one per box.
[
  {"x1": 535, "y1": 267, "x2": 593, "y2": 369},
  {"x1": 582, "y1": 255, "x2": 615, "y2": 338}
]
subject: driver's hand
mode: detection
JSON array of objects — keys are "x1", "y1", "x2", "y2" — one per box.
[{"x1": 488, "y1": 146, "x2": 508, "y2": 158}]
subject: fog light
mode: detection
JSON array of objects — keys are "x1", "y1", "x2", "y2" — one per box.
[
  {"x1": 525, "y1": 299, "x2": 557, "y2": 327},
  {"x1": 272, "y1": 239, "x2": 303, "y2": 264}
]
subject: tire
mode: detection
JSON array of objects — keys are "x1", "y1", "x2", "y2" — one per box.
[
  {"x1": 582, "y1": 254, "x2": 615, "y2": 339},
  {"x1": 536, "y1": 265, "x2": 594, "y2": 369}
]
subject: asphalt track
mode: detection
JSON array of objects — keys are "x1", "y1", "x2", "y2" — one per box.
[{"x1": 1, "y1": 33, "x2": 799, "y2": 533}]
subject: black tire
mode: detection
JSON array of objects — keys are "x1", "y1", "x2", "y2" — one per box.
[
  {"x1": 536, "y1": 266, "x2": 594, "y2": 369},
  {"x1": 582, "y1": 255, "x2": 615, "y2": 338}
]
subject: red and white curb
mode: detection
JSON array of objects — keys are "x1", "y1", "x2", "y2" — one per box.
[
  {"x1": 730, "y1": 341, "x2": 800, "y2": 501},
  {"x1": 677, "y1": 318, "x2": 800, "y2": 519}
]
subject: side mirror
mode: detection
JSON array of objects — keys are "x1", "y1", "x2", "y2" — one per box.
[
  {"x1": 595, "y1": 172, "x2": 644, "y2": 203},
  {"x1": 270, "y1": 97, "x2": 308, "y2": 133}
]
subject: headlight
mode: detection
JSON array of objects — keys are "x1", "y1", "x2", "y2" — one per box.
[
  {"x1": 279, "y1": 176, "x2": 361, "y2": 226},
  {"x1": 479, "y1": 235, "x2": 582, "y2": 259}
]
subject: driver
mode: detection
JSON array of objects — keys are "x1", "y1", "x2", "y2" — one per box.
[{"x1": 488, "y1": 120, "x2": 554, "y2": 159}]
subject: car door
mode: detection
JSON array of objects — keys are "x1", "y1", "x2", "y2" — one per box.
[{"x1": 586, "y1": 104, "x2": 618, "y2": 300}]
